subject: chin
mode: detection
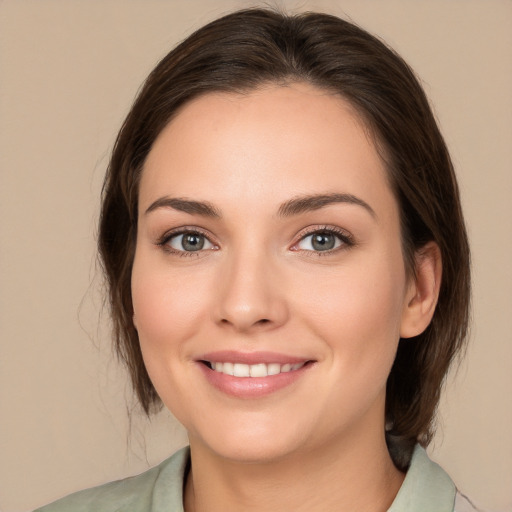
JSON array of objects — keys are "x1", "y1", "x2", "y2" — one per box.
[
  {"x1": 188, "y1": 414, "x2": 311, "y2": 464},
  {"x1": 206, "y1": 439, "x2": 304, "y2": 465}
]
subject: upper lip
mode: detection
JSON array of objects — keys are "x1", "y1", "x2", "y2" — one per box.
[{"x1": 198, "y1": 350, "x2": 313, "y2": 365}]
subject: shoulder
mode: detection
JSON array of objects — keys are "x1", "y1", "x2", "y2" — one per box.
[{"x1": 33, "y1": 447, "x2": 189, "y2": 512}]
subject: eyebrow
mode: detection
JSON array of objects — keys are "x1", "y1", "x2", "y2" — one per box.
[
  {"x1": 277, "y1": 193, "x2": 376, "y2": 219},
  {"x1": 144, "y1": 192, "x2": 375, "y2": 219},
  {"x1": 145, "y1": 197, "x2": 221, "y2": 217}
]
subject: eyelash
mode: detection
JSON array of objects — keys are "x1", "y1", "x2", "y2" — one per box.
[
  {"x1": 292, "y1": 225, "x2": 355, "y2": 257},
  {"x1": 157, "y1": 227, "x2": 217, "y2": 258},
  {"x1": 156, "y1": 225, "x2": 354, "y2": 257}
]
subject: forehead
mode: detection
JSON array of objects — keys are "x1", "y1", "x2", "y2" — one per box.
[{"x1": 140, "y1": 83, "x2": 395, "y2": 219}]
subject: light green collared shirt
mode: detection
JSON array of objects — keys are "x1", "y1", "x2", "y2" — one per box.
[{"x1": 35, "y1": 445, "x2": 466, "y2": 512}]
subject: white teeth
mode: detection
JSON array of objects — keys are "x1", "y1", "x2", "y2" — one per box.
[
  {"x1": 267, "y1": 363, "x2": 281, "y2": 376},
  {"x1": 249, "y1": 363, "x2": 267, "y2": 377},
  {"x1": 209, "y1": 361, "x2": 306, "y2": 377},
  {"x1": 233, "y1": 363, "x2": 250, "y2": 377},
  {"x1": 222, "y1": 362, "x2": 234, "y2": 375}
]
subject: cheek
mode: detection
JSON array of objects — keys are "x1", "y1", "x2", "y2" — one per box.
[
  {"x1": 130, "y1": 256, "x2": 212, "y2": 419},
  {"x1": 295, "y1": 254, "x2": 407, "y2": 377},
  {"x1": 130, "y1": 255, "x2": 216, "y2": 413},
  {"x1": 131, "y1": 260, "x2": 208, "y2": 345}
]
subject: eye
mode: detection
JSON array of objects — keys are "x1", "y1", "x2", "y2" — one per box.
[
  {"x1": 295, "y1": 228, "x2": 352, "y2": 253},
  {"x1": 166, "y1": 231, "x2": 215, "y2": 252}
]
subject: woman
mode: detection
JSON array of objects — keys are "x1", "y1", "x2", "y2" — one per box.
[{"x1": 36, "y1": 8, "x2": 476, "y2": 511}]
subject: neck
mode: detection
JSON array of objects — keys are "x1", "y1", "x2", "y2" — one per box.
[{"x1": 184, "y1": 427, "x2": 404, "y2": 512}]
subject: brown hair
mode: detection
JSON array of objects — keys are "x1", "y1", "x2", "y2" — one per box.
[{"x1": 98, "y1": 8, "x2": 470, "y2": 468}]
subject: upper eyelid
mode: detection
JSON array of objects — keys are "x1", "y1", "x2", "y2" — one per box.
[
  {"x1": 157, "y1": 226, "x2": 216, "y2": 246},
  {"x1": 294, "y1": 225, "x2": 353, "y2": 242}
]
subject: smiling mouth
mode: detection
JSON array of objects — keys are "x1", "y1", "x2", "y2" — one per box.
[{"x1": 201, "y1": 361, "x2": 310, "y2": 377}]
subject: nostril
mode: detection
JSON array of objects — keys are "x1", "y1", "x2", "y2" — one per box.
[
  {"x1": 218, "y1": 314, "x2": 279, "y2": 331},
  {"x1": 220, "y1": 318, "x2": 270, "y2": 325}
]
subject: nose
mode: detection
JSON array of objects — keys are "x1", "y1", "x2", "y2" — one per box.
[{"x1": 213, "y1": 250, "x2": 289, "y2": 333}]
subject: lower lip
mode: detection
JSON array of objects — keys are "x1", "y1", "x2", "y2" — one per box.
[{"x1": 197, "y1": 362, "x2": 312, "y2": 399}]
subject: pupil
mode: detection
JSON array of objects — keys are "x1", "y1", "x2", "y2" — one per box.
[
  {"x1": 183, "y1": 234, "x2": 204, "y2": 251},
  {"x1": 312, "y1": 233, "x2": 335, "y2": 251}
]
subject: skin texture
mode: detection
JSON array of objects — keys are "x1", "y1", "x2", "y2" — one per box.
[{"x1": 131, "y1": 83, "x2": 441, "y2": 512}]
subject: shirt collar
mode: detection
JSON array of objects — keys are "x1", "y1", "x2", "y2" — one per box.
[{"x1": 388, "y1": 444, "x2": 456, "y2": 511}]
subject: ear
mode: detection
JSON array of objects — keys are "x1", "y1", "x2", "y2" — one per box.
[{"x1": 400, "y1": 241, "x2": 442, "y2": 338}]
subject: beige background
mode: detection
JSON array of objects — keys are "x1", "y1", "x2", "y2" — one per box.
[{"x1": 1, "y1": 1, "x2": 511, "y2": 511}]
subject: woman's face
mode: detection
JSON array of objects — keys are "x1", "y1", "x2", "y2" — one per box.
[{"x1": 132, "y1": 83, "x2": 416, "y2": 462}]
